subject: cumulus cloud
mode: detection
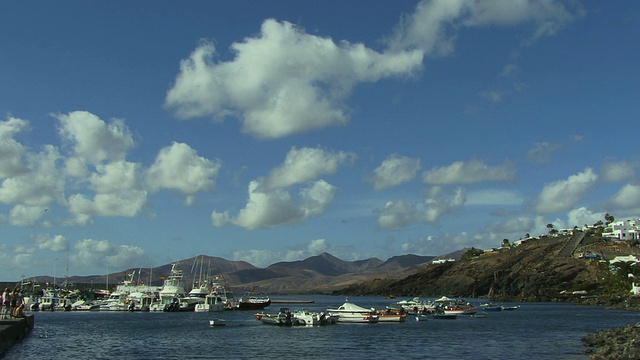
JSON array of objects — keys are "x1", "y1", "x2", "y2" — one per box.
[
  {"x1": 146, "y1": 142, "x2": 221, "y2": 200},
  {"x1": 566, "y1": 207, "x2": 606, "y2": 228},
  {"x1": 471, "y1": 215, "x2": 550, "y2": 249},
  {"x1": 600, "y1": 161, "x2": 638, "y2": 183},
  {"x1": 533, "y1": 168, "x2": 598, "y2": 214},
  {"x1": 212, "y1": 179, "x2": 337, "y2": 230},
  {"x1": 35, "y1": 234, "x2": 70, "y2": 252},
  {"x1": 165, "y1": 1, "x2": 579, "y2": 140},
  {"x1": 263, "y1": 146, "x2": 355, "y2": 190},
  {"x1": 56, "y1": 111, "x2": 135, "y2": 165},
  {"x1": 377, "y1": 186, "x2": 465, "y2": 229},
  {"x1": 611, "y1": 184, "x2": 640, "y2": 209},
  {"x1": 66, "y1": 160, "x2": 148, "y2": 224},
  {"x1": 0, "y1": 145, "x2": 66, "y2": 226},
  {"x1": 67, "y1": 190, "x2": 148, "y2": 224},
  {"x1": 370, "y1": 154, "x2": 421, "y2": 190},
  {"x1": 165, "y1": 20, "x2": 423, "y2": 139},
  {"x1": 422, "y1": 160, "x2": 515, "y2": 185},
  {"x1": 71, "y1": 238, "x2": 147, "y2": 269},
  {"x1": 0, "y1": 117, "x2": 30, "y2": 179}
]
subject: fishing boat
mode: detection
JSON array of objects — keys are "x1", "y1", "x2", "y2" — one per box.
[
  {"x1": 236, "y1": 292, "x2": 271, "y2": 310},
  {"x1": 194, "y1": 275, "x2": 236, "y2": 312}
]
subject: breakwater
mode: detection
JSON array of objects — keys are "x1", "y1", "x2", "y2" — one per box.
[{"x1": 0, "y1": 315, "x2": 34, "y2": 356}]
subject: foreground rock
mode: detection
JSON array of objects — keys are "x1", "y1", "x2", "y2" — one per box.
[{"x1": 582, "y1": 322, "x2": 640, "y2": 359}]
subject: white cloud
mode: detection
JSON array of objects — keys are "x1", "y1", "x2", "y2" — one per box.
[
  {"x1": 422, "y1": 160, "x2": 515, "y2": 185},
  {"x1": 533, "y1": 168, "x2": 598, "y2": 214},
  {"x1": 370, "y1": 154, "x2": 421, "y2": 190},
  {"x1": 146, "y1": 142, "x2": 221, "y2": 197},
  {"x1": 56, "y1": 111, "x2": 134, "y2": 165},
  {"x1": 386, "y1": 0, "x2": 579, "y2": 54},
  {"x1": 67, "y1": 189, "x2": 148, "y2": 224},
  {"x1": 0, "y1": 145, "x2": 66, "y2": 226},
  {"x1": 212, "y1": 179, "x2": 337, "y2": 230},
  {"x1": 35, "y1": 234, "x2": 70, "y2": 252},
  {"x1": 165, "y1": 20, "x2": 423, "y2": 139},
  {"x1": 264, "y1": 146, "x2": 355, "y2": 189},
  {"x1": 611, "y1": 184, "x2": 640, "y2": 209},
  {"x1": 377, "y1": 187, "x2": 465, "y2": 229},
  {"x1": 71, "y1": 238, "x2": 146, "y2": 270},
  {"x1": 600, "y1": 161, "x2": 638, "y2": 183},
  {"x1": 566, "y1": 207, "x2": 606, "y2": 228},
  {"x1": 90, "y1": 161, "x2": 142, "y2": 194},
  {"x1": 0, "y1": 117, "x2": 30, "y2": 179}
]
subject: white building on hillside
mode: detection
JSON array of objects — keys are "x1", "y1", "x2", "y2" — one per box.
[{"x1": 602, "y1": 218, "x2": 640, "y2": 240}]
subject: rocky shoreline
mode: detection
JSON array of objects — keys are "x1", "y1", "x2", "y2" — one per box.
[
  {"x1": 582, "y1": 322, "x2": 640, "y2": 359},
  {"x1": 581, "y1": 296, "x2": 640, "y2": 359}
]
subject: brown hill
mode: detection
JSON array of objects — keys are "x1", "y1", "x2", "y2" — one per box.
[{"x1": 334, "y1": 236, "x2": 608, "y2": 302}]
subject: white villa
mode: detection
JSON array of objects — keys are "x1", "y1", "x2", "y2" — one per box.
[
  {"x1": 432, "y1": 258, "x2": 455, "y2": 264},
  {"x1": 602, "y1": 219, "x2": 640, "y2": 241}
]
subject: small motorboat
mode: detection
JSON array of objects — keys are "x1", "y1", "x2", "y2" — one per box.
[{"x1": 209, "y1": 318, "x2": 226, "y2": 327}]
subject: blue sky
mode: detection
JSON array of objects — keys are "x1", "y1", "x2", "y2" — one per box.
[{"x1": 1, "y1": 1, "x2": 639, "y2": 281}]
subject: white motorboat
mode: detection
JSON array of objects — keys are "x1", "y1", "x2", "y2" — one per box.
[{"x1": 327, "y1": 299, "x2": 379, "y2": 323}]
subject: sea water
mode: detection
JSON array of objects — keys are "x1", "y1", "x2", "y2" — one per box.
[{"x1": 5, "y1": 295, "x2": 639, "y2": 360}]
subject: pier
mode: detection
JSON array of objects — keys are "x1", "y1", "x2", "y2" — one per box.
[{"x1": 0, "y1": 315, "x2": 34, "y2": 356}]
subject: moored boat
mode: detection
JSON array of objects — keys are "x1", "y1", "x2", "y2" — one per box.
[
  {"x1": 327, "y1": 299, "x2": 379, "y2": 323},
  {"x1": 236, "y1": 292, "x2": 270, "y2": 310},
  {"x1": 209, "y1": 318, "x2": 226, "y2": 327}
]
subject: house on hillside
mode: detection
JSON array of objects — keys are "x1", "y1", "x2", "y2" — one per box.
[
  {"x1": 602, "y1": 218, "x2": 640, "y2": 241},
  {"x1": 432, "y1": 258, "x2": 455, "y2": 264}
]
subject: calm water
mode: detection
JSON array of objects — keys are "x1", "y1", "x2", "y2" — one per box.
[{"x1": 5, "y1": 295, "x2": 639, "y2": 360}]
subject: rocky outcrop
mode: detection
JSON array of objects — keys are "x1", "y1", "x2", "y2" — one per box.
[{"x1": 582, "y1": 322, "x2": 640, "y2": 359}]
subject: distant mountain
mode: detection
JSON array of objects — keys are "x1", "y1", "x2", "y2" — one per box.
[{"x1": 42, "y1": 252, "x2": 435, "y2": 294}]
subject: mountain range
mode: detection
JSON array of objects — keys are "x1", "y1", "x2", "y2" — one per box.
[{"x1": 40, "y1": 252, "x2": 448, "y2": 294}]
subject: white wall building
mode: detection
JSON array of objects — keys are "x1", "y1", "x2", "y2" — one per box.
[{"x1": 602, "y1": 218, "x2": 640, "y2": 240}]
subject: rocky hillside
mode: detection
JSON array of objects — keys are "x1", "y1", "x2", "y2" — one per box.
[{"x1": 334, "y1": 236, "x2": 609, "y2": 302}]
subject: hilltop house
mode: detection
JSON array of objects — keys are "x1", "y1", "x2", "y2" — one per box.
[
  {"x1": 432, "y1": 258, "x2": 455, "y2": 264},
  {"x1": 602, "y1": 219, "x2": 640, "y2": 241}
]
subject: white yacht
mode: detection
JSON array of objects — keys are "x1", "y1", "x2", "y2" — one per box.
[{"x1": 149, "y1": 263, "x2": 187, "y2": 311}]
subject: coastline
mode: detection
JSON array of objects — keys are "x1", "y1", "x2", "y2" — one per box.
[{"x1": 581, "y1": 296, "x2": 640, "y2": 359}]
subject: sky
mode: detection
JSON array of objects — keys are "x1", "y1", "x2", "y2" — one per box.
[{"x1": 1, "y1": 1, "x2": 639, "y2": 281}]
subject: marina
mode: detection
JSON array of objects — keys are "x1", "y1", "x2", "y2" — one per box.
[{"x1": 4, "y1": 295, "x2": 640, "y2": 359}]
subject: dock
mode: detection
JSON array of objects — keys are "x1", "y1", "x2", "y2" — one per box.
[
  {"x1": 271, "y1": 299, "x2": 315, "y2": 304},
  {"x1": 0, "y1": 315, "x2": 34, "y2": 356}
]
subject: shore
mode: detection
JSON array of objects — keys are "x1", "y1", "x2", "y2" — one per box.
[{"x1": 581, "y1": 296, "x2": 640, "y2": 359}]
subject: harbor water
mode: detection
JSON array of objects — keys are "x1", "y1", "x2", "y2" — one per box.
[{"x1": 5, "y1": 295, "x2": 639, "y2": 360}]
